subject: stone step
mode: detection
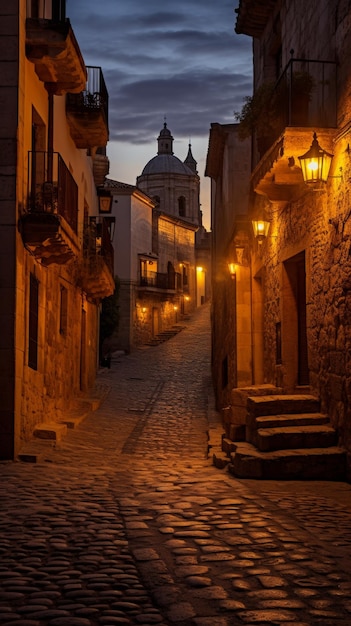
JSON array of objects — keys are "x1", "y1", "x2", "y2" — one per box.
[
  {"x1": 246, "y1": 412, "x2": 330, "y2": 444},
  {"x1": 229, "y1": 442, "x2": 347, "y2": 480},
  {"x1": 246, "y1": 412, "x2": 332, "y2": 446},
  {"x1": 247, "y1": 394, "x2": 320, "y2": 418},
  {"x1": 256, "y1": 424, "x2": 338, "y2": 452},
  {"x1": 253, "y1": 412, "x2": 330, "y2": 430},
  {"x1": 33, "y1": 422, "x2": 67, "y2": 441}
]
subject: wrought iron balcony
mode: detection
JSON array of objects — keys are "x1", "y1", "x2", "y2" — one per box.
[
  {"x1": 253, "y1": 58, "x2": 337, "y2": 157},
  {"x1": 139, "y1": 271, "x2": 182, "y2": 292},
  {"x1": 66, "y1": 66, "x2": 109, "y2": 149},
  {"x1": 26, "y1": 0, "x2": 86, "y2": 94},
  {"x1": 19, "y1": 151, "x2": 79, "y2": 265},
  {"x1": 248, "y1": 58, "x2": 337, "y2": 202},
  {"x1": 77, "y1": 217, "x2": 115, "y2": 301}
]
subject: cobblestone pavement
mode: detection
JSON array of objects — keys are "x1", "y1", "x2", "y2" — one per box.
[{"x1": 1, "y1": 303, "x2": 351, "y2": 626}]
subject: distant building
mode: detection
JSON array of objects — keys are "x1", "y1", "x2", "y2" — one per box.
[
  {"x1": 137, "y1": 123, "x2": 211, "y2": 311},
  {"x1": 0, "y1": 0, "x2": 114, "y2": 459},
  {"x1": 103, "y1": 123, "x2": 210, "y2": 351}
]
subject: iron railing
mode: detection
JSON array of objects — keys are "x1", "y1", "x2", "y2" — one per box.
[
  {"x1": 27, "y1": 151, "x2": 78, "y2": 233},
  {"x1": 27, "y1": 0, "x2": 66, "y2": 21},
  {"x1": 274, "y1": 57, "x2": 337, "y2": 132},
  {"x1": 66, "y1": 66, "x2": 108, "y2": 129},
  {"x1": 139, "y1": 271, "x2": 182, "y2": 290}
]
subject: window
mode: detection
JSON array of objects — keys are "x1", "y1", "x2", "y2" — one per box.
[
  {"x1": 28, "y1": 274, "x2": 39, "y2": 370},
  {"x1": 178, "y1": 196, "x2": 186, "y2": 217},
  {"x1": 59, "y1": 285, "x2": 68, "y2": 335}
]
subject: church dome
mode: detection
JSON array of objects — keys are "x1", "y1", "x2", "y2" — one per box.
[
  {"x1": 141, "y1": 154, "x2": 194, "y2": 176},
  {"x1": 140, "y1": 122, "x2": 196, "y2": 177}
]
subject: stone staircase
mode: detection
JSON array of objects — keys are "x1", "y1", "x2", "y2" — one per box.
[
  {"x1": 221, "y1": 394, "x2": 347, "y2": 480},
  {"x1": 146, "y1": 325, "x2": 186, "y2": 346}
]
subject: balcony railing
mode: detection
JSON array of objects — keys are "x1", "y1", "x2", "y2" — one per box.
[
  {"x1": 66, "y1": 66, "x2": 109, "y2": 148},
  {"x1": 250, "y1": 58, "x2": 337, "y2": 159},
  {"x1": 139, "y1": 271, "x2": 182, "y2": 290},
  {"x1": 66, "y1": 66, "x2": 108, "y2": 127},
  {"x1": 27, "y1": 0, "x2": 66, "y2": 21},
  {"x1": 28, "y1": 151, "x2": 78, "y2": 233},
  {"x1": 275, "y1": 58, "x2": 337, "y2": 130}
]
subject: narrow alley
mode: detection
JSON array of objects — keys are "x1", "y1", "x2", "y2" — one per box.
[{"x1": 1, "y1": 303, "x2": 351, "y2": 626}]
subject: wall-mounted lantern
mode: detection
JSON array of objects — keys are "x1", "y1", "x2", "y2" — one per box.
[
  {"x1": 98, "y1": 188, "x2": 113, "y2": 213},
  {"x1": 252, "y1": 218, "x2": 270, "y2": 244},
  {"x1": 298, "y1": 132, "x2": 333, "y2": 184},
  {"x1": 228, "y1": 262, "x2": 237, "y2": 279}
]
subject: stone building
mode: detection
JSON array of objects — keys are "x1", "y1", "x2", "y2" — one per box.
[
  {"x1": 205, "y1": 124, "x2": 252, "y2": 408},
  {"x1": 100, "y1": 123, "x2": 206, "y2": 352},
  {"x1": 0, "y1": 0, "x2": 114, "y2": 459},
  {"x1": 138, "y1": 123, "x2": 211, "y2": 312},
  {"x1": 207, "y1": 1, "x2": 351, "y2": 478}
]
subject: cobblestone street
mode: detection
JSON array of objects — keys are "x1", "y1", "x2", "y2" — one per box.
[{"x1": 1, "y1": 302, "x2": 351, "y2": 626}]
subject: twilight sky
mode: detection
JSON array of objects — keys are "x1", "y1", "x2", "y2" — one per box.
[{"x1": 67, "y1": 0, "x2": 253, "y2": 229}]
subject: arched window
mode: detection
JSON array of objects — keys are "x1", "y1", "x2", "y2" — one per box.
[{"x1": 178, "y1": 196, "x2": 186, "y2": 217}]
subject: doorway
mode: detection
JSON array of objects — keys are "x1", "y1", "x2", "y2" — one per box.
[
  {"x1": 282, "y1": 251, "x2": 309, "y2": 388},
  {"x1": 152, "y1": 307, "x2": 160, "y2": 337}
]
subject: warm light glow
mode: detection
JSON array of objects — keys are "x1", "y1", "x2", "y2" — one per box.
[
  {"x1": 196, "y1": 266, "x2": 203, "y2": 272},
  {"x1": 252, "y1": 219, "x2": 270, "y2": 243},
  {"x1": 184, "y1": 295, "x2": 190, "y2": 301},
  {"x1": 298, "y1": 132, "x2": 333, "y2": 184},
  {"x1": 308, "y1": 161, "x2": 319, "y2": 171},
  {"x1": 173, "y1": 305, "x2": 178, "y2": 311},
  {"x1": 228, "y1": 262, "x2": 237, "y2": 279},
  {"x1": 142, "y1": 307, "x2": 147, "y2": 313}
]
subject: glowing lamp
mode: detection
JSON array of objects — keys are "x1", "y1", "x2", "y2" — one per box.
[
  {"x1": 298, "y1": 132, "x2": 333, "y2": 184},
  {"x1": 252, "y1": 219, "x2": 270, "y2": 244},
  {"x1": 228, "y1": 262, "x2": 237, "y2": 279}
]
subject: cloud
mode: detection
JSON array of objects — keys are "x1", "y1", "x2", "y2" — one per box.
[{"x1": 67, "y1": 0, "x2": 252, "y2": 227}]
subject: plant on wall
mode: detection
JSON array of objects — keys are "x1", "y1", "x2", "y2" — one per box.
[{"x1": 235, "y1": 81, "x2": 278, "y2": 140}]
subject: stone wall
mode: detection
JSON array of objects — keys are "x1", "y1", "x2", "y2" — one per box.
[{"x1": 20, "y1": 259, "x2": 100, "y2": 442}]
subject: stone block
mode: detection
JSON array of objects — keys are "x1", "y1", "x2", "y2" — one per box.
[{"x1": 33, "y1": 422, "x2": 67, "y2": 441}]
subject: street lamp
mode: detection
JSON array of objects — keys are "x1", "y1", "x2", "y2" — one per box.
[
  {"x1": 252, "y1": 218, "x2": 270, "y2": 244},
  {"x1": 228, "y1": 262, "x2": 237, "y2": 279},
  {"x1": 298, "y1": 132, "x2": 333, "y2": 184},
  {"x1": 98, "y1": 189, "x2": 113, "y2": 213}
]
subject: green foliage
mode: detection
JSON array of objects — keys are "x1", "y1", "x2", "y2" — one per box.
[
  {"x1": 234, "y1": 73, "x2": 315, "y2": 142},
  {"x1": 234, "y1": 83, "x2": 274, "y2": 139},
  {"x1": 234, "y1": 82, "x2": 277, "y2": 139}
]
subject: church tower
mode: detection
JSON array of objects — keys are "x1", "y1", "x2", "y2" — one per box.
[{"x1": 137, "y1": 122, "x2": 200, "y2": 226}]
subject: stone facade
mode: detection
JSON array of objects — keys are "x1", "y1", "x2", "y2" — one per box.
[
  {"x1": 104, "y1": 178, "x2": 197, "y2": 352},
  {"x1": 208, "y1": 0, "x2": 351, "y2": 471},
  {"x1": 0, "y1": 0, "x2": 113, "y2": 459},
  {"x1": 104, "y1": 124, "x2": 209, "y2": 352},
  {"x1": 205, "y1": 124, "x2": 252, "y2": 408}
]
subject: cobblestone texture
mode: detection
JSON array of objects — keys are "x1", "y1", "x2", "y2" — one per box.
[{"x1": 1, "y1": 303, "x2": 351, "y2": 625}]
